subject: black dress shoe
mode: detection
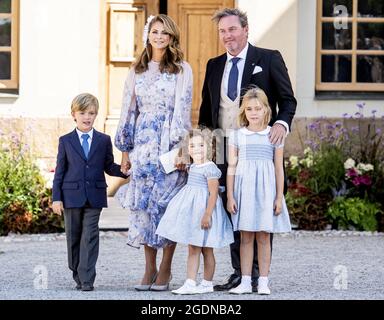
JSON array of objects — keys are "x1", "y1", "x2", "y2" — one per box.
[
  {"x1": 214, "y1": 274, "x2": 241, "y2": 291},
  {"x1": 81, "y1": 284, "x2": 94, "y2": 291}
]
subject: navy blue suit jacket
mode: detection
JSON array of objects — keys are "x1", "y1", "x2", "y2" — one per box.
[
  {"x1": 198, "y1": 44, "x2": 297, "y2": 130},
  {"x1": 52, "y1": 129, "x2": 127, "y2": 208}
]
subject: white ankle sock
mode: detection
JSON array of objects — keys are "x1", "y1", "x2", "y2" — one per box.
[
  {"x1": 241, "y1": 276, "x2": 252, "y2": 285},
  {"x1": 200, "y1": 279, "x2": 213, "y2": 287},
  {"x1": 185, "y1": 279, "x2": 196, "y2": 286},
  {"x1": 258, "y1": 276, "x2": 269, "y2": 284}
]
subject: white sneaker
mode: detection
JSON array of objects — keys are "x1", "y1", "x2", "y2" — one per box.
[
  {"x1": 228, "y1": 282, "x2": 252, "y2": 294},
  {"x1": 171, "y1": 280, "x2": 198, "y2": 295},
  {"x1": 195, "y1": 283, "x2": 214, "y2": 294},
  {"x1": 257, "y1": 278, "x2": 271, "y2": 295}
]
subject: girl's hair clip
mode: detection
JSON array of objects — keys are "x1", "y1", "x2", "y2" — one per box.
[{"x1": 142, "y1": 15, "x2": 156, "y2": 47}]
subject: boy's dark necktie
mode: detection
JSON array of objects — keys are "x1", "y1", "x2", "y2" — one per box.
[
  {"x1": 81, "y1": 134, "x2": 90, "y2": 159},
  {"x1": 228, "y1": 57, "x2": 241, "y2": 101}
]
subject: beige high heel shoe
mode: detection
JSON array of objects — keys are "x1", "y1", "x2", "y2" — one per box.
[
  {"x1": 150, "y1": 273, "x2": 172, "y2": 291},
  {"x1": 134, "y1": 272, "x2": 158, "y2": 291}
]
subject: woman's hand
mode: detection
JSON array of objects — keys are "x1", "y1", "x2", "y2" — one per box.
[
  {"x1": 227, "y1": 197, "x2": 237, "y2": 215},
  {"x1": 274, "y1": 197, "x2": 283, "y2": 215},
  {"x1": 201, "y1": 213, "x2": 212, "y2": 230},
  {"x1": 174, "y1": 155, "x2": 188, "y2": 171},
  {"x1": 121, "y1": 152, "x2": 131, "y2": 175}
]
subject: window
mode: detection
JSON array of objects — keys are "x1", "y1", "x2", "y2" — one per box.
[
  {"x1": 316, "y1": 0, "x2": 384, "y2": 92},
  {"x1": 0, "y1": 0, "x2": 18, "y2": 90}
]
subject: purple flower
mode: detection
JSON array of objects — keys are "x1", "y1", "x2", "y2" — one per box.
[
  {"x1": 357, "y1": 102, "x2": 365, "y2": 109},
  {"x1": 304, "y1": 140, "x2": 313, "y2": 146},
  {"x1": 351, "y1": 177, "x2": 360, "y2": 186},
  {"x1": 342, "y1": 113, "x2": 349, "y2": 118},
  {"x1": 335, "y1": 121, "x2": 342, "y2": 127},
  {"x1": 351, "y1": 126, "x2": 359, "y2": 133},
  {"x1": 347, "y1": 168, "x2": 358, "y2": 178},
  {"x1": 372, "y1": 110, "x2": 377, "y2": 115},
  {"x1": 357, "y1": 175, "x2": 372, "y2": 186},
  {"x1": 376, "y1": 128, "x2": 382, "y2": 135}
]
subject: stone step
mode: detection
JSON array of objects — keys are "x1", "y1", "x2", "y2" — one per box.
[{"x1": 99, "y1": 197, "x2": 128, "y2": 230}]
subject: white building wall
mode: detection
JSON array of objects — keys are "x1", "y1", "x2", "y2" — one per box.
[
  {"x1": 238, "y1": 0, "x2": 383, "y2": 118},
  {"x1": 237, "y1": 0, "x2": 298, "y2": 94},
  {"x1": 0, "y1": 0, "x2": 101, "y2": 118}
]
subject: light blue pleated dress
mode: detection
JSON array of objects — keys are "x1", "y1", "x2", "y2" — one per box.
[
  {"x1": 156, "y1": 162, "x2": 234, "y2": 248},
  {"x1": 229, "y1": 127, "x2": 291, "y2": 233}
]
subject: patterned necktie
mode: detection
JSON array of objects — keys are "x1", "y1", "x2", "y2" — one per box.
[
  {"x1": 228, "y1": 57, "x2": 241, "y2": 101},
  {"x1": 81, "y1": 134, "x2": 90, "y2": 159}
]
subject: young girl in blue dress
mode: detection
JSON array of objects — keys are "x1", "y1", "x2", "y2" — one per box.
[
  {"x1": 226, "y1": 87, "x2": 291, "y2": 295},
  {"x1": 156, "y1": 128, "x2": 234, "y2": 295}
]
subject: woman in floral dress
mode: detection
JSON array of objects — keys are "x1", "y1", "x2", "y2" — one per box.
[{"x1": 115, "y1": 14, "x2": 192, "y2": 290}]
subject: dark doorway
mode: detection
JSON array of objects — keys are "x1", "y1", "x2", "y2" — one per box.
[{"x1": 159, "y1": 0, "x2": 167, "y2": 14}]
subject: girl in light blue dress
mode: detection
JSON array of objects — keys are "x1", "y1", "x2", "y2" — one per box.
[
  {"x1": 156, "y1": 129, "x2": 234, "y2": 295},
  {"x1": 226, "y1": 87, "x2": 291, "y2": 295}
]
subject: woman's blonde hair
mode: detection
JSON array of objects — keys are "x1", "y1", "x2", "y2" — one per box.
[
  {"x1": 134, "y1": 14, "x2": 183, "y2": 74},
  {"x1": 238, "y1": 87, "x2": 271, "y2": 128}
]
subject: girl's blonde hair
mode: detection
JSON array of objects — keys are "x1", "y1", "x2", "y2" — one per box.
[
  {"x1": 134, "y1": 14, "x2": 184, "y2": 74},
  {"x1": 238, "y1": 86, "x2": 271, "y2": 128},
  {"x1": 179, "y1": 127, "x2": 216, "y2": 164}
]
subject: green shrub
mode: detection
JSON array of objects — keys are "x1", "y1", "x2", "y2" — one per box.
[
  {"x1": 327, "y1": 197, "x2": 380, "y2": 231},
  {"x1": 286, "y1": 190, "x2": 331, "y2": 231},
  {"x1": 0, "y1": 132, "x2": 63, "y2": 235},
  {"x1": 307, "y1": 146, "x2": 345, "y2": 194}
]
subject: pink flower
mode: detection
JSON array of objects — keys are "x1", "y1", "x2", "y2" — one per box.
[
  {"x1": 352, "y1": 177, "x2": 360, "y2": 186},
  {"x1": 347, "y1": 168, "x2": 358, "y2": 178},
  {"x1": 359, "y1": 175, "x2": 372, "y2": 186},
  {"x1": 351, "y1": 175, "x2": 372, "y2": 187}
]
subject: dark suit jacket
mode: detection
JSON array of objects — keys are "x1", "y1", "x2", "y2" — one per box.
[
  {"x1": 198, "y1": 43, "x2": 297, "y2": 129},
  {"x1": 52, "y1": 129, "x2": 126, "y2": 208}
]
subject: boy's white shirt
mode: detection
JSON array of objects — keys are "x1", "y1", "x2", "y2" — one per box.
[{"x1": 76, "y1": 128, "x2": 94, "y2": 148}]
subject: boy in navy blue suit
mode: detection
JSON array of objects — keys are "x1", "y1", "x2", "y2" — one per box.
[{"x1": 52, "y1": 93, "x2": 127, "y2": 291}]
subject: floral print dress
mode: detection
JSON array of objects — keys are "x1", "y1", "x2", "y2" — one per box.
[{"x1": 115, "y1": 61, "x2": 193, "y2": 249}]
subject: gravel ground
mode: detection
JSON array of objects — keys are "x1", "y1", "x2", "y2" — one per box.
[{"x1": 0, "y1": 231, "x2": 383, "y2": 300}]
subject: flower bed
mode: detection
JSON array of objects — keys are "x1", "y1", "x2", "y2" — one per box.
[{"x1": 286, "y1": 103, "x2": 384, "y2": 231}]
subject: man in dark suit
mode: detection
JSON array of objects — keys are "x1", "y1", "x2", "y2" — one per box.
[
  {"x1": 52, "y1": 93, "x2": 127, "y2": 291},
  {"x1": 198, "y1": 8, "x2": 297, "y2": 292}
]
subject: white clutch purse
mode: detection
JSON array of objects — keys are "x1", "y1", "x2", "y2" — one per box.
[{"x1": 159, "y1": 148, "x2": 181, "y2": 174}]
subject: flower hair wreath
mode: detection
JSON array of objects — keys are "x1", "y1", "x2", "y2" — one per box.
[{"x1": 142, "y1": 15, "x2": 155, "y2": 47}]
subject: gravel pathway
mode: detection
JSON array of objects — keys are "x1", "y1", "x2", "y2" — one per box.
[{"x1": 0, "y1": 231, "x2": 383, "y2": 300}]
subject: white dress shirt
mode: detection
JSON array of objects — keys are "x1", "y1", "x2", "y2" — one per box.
[
  {"x1": 223, "y1": 42, "x2": 289, "y2": 134},
  {"x1": 223, "y1": 43, "x2": 249, "y2": 99},
  {"x1": 76, "y1": 128, "x2": 94, "y2": 149}
]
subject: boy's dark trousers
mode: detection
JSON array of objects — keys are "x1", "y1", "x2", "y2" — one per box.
[
  {"x1": 216, "y1": 136, "x2": 274, "y2": 291},
  {"x1": 64, "y1": 205, "x2": 102, "y2": 288}
]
